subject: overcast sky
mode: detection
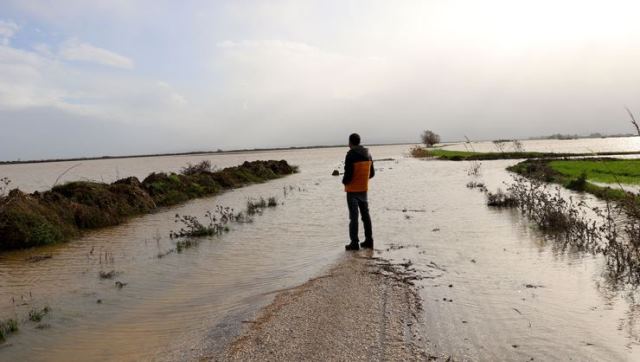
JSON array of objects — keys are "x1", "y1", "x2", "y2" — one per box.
[{"x1": 1, "y1": 0, "x2": 640, "y2": 160}]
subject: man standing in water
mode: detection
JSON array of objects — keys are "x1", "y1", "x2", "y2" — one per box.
[{"x1": 342, "y1": 133, "x2": 375, "y2": 251}]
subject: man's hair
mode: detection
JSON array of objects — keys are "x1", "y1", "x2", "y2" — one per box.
[{"x1": 349, "y1": 133, "x2": 361, "y2": 146}]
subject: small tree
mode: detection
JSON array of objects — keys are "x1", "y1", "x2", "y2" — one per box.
[{"x1": 421, "y1": 130, "x2": 440, "y2": 148}]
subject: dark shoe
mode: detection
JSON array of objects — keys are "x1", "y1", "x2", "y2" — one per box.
[
  {"x1": 360, "y1": 241, "x2": 374, "y2": 249},
  {"x1": 345, "y1": 243, "x2": 360, "y2": 251}
]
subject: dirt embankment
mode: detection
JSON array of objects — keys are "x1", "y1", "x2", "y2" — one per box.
[
  {"x1": 0, "y1": 160, "x2": 296, "y2": 251},
  {"x1": 215, "y1": 253, "x2": 442, "y2": 361}
]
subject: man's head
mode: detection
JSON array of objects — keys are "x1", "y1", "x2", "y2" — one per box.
[{"x1": 348, "y1": 133, "x2": 361, "y2": 148}]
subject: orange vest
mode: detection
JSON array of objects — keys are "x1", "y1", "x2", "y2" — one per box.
[{"x1": 345, "y1": 160, "x2": 372, "y2": 192}]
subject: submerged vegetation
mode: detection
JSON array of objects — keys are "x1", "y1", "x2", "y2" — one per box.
[
  {"x1": 167, "y1": 197, "x2": 279, "y2": 253},
  {"x1": 0, "y1": 318, "x2": 18, "y2": 342},
  {"x1": 28, "y1": 306, "x2": 50, "y2": 323},
  {"x1": 0, "y1": 160, "x2": 297, "y2": 251},
  {"x1": 246, "y1": 197, "x2": 278, "y2": 215},
  {"x1": 0, "y1": 305, "x2": 50, "y2": 343},
  {"x1": 170, "y1": 206, "x2": 238, "y2": 240},
  {"x1": 484, "y1": 174, "x2": 640, "y2": 283}
]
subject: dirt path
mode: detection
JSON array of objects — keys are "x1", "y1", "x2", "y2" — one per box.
[{"x1": 215, "y1": 251, "x2": 438, "y2": 361}]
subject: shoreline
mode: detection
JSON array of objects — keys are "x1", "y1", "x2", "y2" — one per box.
[{"x1": 211, "y1": 252, "x2": 444, "y2": 361}]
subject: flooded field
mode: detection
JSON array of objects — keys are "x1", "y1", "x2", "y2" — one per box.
[{"x1": 1, "y1": 138, "x2": 640, "y2": 361}]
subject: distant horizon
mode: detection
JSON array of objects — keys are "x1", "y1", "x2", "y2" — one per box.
[{"x1": 1, "y1": 132, "x2": 637, "y2": 165}]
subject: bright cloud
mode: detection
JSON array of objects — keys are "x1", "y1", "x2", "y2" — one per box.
[
  {"x1": 59, "y1": 39, "x2": 134, "y2": 69},
  {"x1": 0, "y1": 20, "x2": 18, "y2": 45},
  {"x1": 0, "y1": 30, "x2": 185, "y2": 126}
]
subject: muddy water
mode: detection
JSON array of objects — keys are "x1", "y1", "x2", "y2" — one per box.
[{"x1": 0, "y1": 140, "x2": 639, "y2": 361}]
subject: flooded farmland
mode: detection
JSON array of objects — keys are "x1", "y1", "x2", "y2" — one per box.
[{"x1": 1, "y1": 138, "x2": 640, "y2": 361}]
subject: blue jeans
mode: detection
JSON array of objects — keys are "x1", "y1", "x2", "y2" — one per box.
[{"x1": 347, "y1": 192, "x2": 373, "y2": 244}]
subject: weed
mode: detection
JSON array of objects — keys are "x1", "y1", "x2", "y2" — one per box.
[
  {"x1": 247, "y1": 197, "x2": 268, "y2": 215},
  {"x1": 486, "y1": 189, "x2": 518, "y2": 207},
  {"x1": 170, "y1": 206, "x2": 236, "y2": 239},
  {"x1": 0, "y1": 318, "x2": 18, "y2": 342},
  {"x1": 28, "y1": 306, "x2": 50, "y2": 323},
  {"x1": 466, "y1": 161, "x2": 483, "y2": 177},
  {"x1": 463, "y1": 137, "x2": 483, "y2": 177},
  {"x1": 493, "y1": 140, "x2": 508, "y2": 153},
  {"x1": 466, "y1": 181, "x2": 487, "y2": 192}
]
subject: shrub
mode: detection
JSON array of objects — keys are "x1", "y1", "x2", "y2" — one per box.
[
  {"x1": 486, "y1": 189, "x2": 518, "y2": 207},
  {"x1": 181, "y1": 160, "x2": 215, "y2": 175},
  {"x1": 421, "y1": 130, "x2": 440, "y2": 148}
]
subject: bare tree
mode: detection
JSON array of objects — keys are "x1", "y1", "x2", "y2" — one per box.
[
  {"x1": 626, "y1": 107, "x2": 640, "y2": 136},
  {"x1": 421, "y1": 130, "x2": 441, "y2": 147}
]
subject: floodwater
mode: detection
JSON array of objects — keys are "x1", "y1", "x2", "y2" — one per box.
[
  {"x1": 442, "y1": 136, "x2": 640, "y2": 154},
  {"x1": 0, "y1": 138, "x2": 639, "y2": 361}
]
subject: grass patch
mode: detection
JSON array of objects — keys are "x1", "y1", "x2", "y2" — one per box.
[
  {"x1": 548, "y1": 159, "x2": 640, "y2": 185},
  {"x1": 0, "y1": 160, "x2": 297, "y2": 251},
  {"x1": 508, "y1": 158, "x2": 638, "y2": 202},
  {"x1": 411, "y1": 147, "x2": 640, "y2": 161}
]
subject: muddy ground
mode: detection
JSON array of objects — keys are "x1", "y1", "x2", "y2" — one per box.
[{"x1": 213, "y1": 251, "x2": 447, "y2": 361}]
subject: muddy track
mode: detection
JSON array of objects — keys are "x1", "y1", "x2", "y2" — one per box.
[{"x1": 213, "y1": 252, "x2": 443, "y2": 361}]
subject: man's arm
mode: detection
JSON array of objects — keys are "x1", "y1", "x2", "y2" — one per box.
[{"x1": 342, "y1": 153, "x2": 354, "y2": 185}]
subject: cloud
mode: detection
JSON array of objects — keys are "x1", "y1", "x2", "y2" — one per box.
[
  {"x1": 0, "y1": 20, "x2": 19, "y2": 45},
  {"x1": 59, "y1": 39, "x2": 134, "y2": 69},
  {"x1": 0, "y1": 34, "x2": 187, "y2": 128},
  {"x1": 156, "y1": 81, "x2": 187, "y2": 105},
  {"x1": 215, "y1": 40, "x2": 388, "y2": 101}
]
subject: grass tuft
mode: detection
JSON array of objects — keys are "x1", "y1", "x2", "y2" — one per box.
[{"x1": 28, "y1": 306, "x2": 50, "y2": 323}]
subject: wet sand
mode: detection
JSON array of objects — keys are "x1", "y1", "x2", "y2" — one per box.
[{"x1": 216, "y1": 251, "x2": 440, "y2": 361}]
